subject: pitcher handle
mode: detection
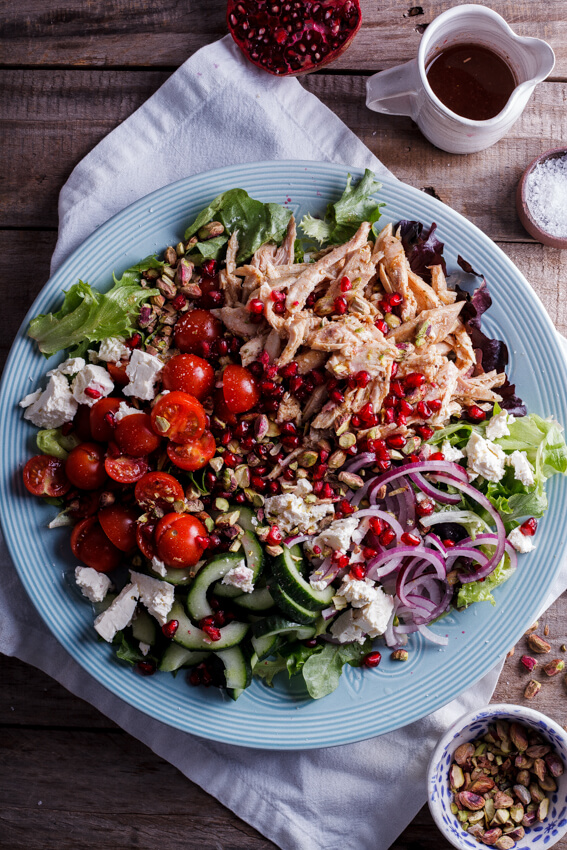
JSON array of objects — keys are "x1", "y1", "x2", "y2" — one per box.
[{"x1": 366, "y1": 60, "x2": 420, "y2": 117}]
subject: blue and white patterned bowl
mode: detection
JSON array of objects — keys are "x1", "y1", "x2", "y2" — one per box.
[{"x1": 427, "y1": 704, "x2": 567, "y2": 849}]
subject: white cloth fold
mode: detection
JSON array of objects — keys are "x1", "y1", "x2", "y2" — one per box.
[{"x1": 2, "y1": 34, "x2": 566, "y2": 850}]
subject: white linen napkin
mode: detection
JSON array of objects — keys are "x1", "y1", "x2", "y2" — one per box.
[{"x1": 2, "y1": 35, "x2": 567, "y2": 850}]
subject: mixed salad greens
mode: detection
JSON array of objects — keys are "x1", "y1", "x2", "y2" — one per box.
[{"x1": 19, "y1": 171, "x2": 567, "y2": 701}]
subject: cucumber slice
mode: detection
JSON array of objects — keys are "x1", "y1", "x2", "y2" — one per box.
[
  {"x1": 251, "y1": 633, "x2": 283, "y2": 661},
  {"x1": 272, "y1": 545, "x2": 334, "y2": 609},
  {"x1": 234, "y1": 505, "x2": 257, "y2": 534},
  {"x1": 186, "y1": 553, "x2": 245, "y2": 621},
  {"x1": 233, "y1": 586, "x2": 275, "y2": 613},
  {"x1": 251, "y1": 615, "x2": 316, "y2": 642},
  {"x1": 158, "y1": 645, "x2": 209, "y2": 673},
  {"x1": 212, "y1": 582, "x2": 243, "y2": 599},
  {"x1": 132, "y1": 608, "x2": 157, "y2": 645},
  {"x1": 216, "y1": 646, "x2": 252, "y2": 690},
  {"x1": 148, "y1": 564, "x2": 194, "y2": 585},
  {"x1": 270, "y1": 583, "x2": 319, "y2": 625},
  {"x1": 170, "y1": 600, "x2": 249, "y2": 650}
]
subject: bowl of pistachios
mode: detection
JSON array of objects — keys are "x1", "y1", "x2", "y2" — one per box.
[{"x1": 427, "y1": 704, "x2": 567, "y2": 849}]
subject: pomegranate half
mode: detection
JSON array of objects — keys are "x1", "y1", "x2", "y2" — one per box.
[{"x1": 227, "y1": 0, "x2": 362, "y2": 76}]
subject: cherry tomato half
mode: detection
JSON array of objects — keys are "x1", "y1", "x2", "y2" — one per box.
[
  {"x1": 90, "y1": 397, "x2": 121, "y2": 442},
  {"x1": 72, "y1": 404, "x2": 93, "y2": 441},
  {"x1": 65, "y1": 442, "x2": 108, "y2": 491},
  {"x1": 134, "y1": 471, "x2": 185, "y2": 514},
  {"x1": 166, "y1": 431, "x2": 216, "y2": 471},
  {"x1": 114, "y1": 412, "x2": 161, "y2": 457},
  {"x1": 105, "y1": 360, "x2": 129, "y2": 385},
  {"x1": 23, "y1": 455, "x2": 71, "y2": 498},
  {"x1": 70, "y1": 515, "x2": 122, "y2": 572},
  {"x1": 136, "y1": 519, "x2": 157, "y2": 560},
  {"x1": 151, "y1": 391, "x2": 206, "y2": 444},
  {"x1": 104, "y1": 447, "x2": 150, "y2": 484},
  {"x1": 155, "y1": 512, "x2": 207, "y2": 569},
  {"x1": 98, "y1": 504, "x2": 139, "y2": 552},
  {"x1": 174, "y1": 308, "x2": 222, "y2": 355},
  {"x1": 213, "y1": 388, "x2": 237, "y2": 426},
  {"x1": 222, "y1": 364, "x2": 260, "y2": 414},
  {"x1": 161, "y1": 353, "x2": 215, "y2": 400}
]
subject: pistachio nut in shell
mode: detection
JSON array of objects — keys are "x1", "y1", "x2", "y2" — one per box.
[
  {"x1": 480, "y1": 827, "x2": 503, "y2": 846},
  {"x1": 454, "y1": 742, "x2": 475, "y2": 766},
  {"x1": 510, "y1": 722, "x2": 529, "y2": 751},
  {"x1": 545, "y1": 752, "x2": 565, "y2": 777},
  {"x1": 449, "y1": 763, "x2": 465, "y2": 789}
]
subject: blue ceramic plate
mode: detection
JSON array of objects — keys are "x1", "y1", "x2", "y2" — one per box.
[{"x1": 1, "y1": 161, "x2": 566, "y2": 750}]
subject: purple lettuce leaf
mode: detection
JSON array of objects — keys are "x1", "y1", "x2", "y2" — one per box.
[{"x1": 398, "y1": 220, "x2": 446, "y2": 282}]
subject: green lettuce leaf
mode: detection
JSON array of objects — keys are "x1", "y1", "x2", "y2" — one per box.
[
  {"x1": 457, "y1": 553, "x2": 516, "y2": 608},
  {"x1": 184, "y1": 189, "x2": 292, "y2": 264},
  {"x1": 300, "y1": 169, "x2": 384, "y2": 245},
  {"x1": 301, "y1": 640, "x2": 371, "y2": 700},
  {"x1": 28, "y1": 258, "x2": 161, "y2": 358}
]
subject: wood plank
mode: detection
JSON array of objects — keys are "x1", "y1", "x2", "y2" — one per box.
[
  {"x1": 2, "y1": 69, "x2": 567, "y2": 237},
  {"x1": 2, "y1": 0, "x2": 566, "y2": 74}
]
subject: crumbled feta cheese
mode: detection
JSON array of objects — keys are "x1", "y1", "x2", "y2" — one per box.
[
  {"x1": 441, "y1": 440, "x2": 464, "y2": 463},
  {"x1": 312, "y1": 517, "x2": 359, "y2": 553},
  {"x1": 508, "y1": 527, "x2": 536, "y2": 554},
  {"x1": 290, "y1": 478, "x2": 313, "y2": 498},
  {"x1": 222, "y1": 563, "x2": 255, "y2": 593},
  {"x1": 264, "y1": 492, "x2": 334, "y2": 535},
  {"x1": 71, "y1": 364, "x2": 114, "y2": 406},
  {"x1": 485, "y1": 410, "x2": 514, "y2": 440},
  {"x1": 96, "y1": 337, "x2": 131, "y2": 363},
  {"x1": 20, "y1": 372, "x2": 78, "y2": 428},
  {"x1": 330, "y1": 609, "x2": 367, "y2": 644},
  {"x1": 354, "y1": 589, "x2": 395, "y2": 638},
  {"x1": 351, "y1": 516, "x2": 371, "y2": 546},
  {"x1": 123, "y1": 349, "x2": 163, "y2": 401},
  {"x1": 47, "y1": 356, "x2": 86, "y2": 377},
  {"x1": 94, "y1": 582, "x2": 139, "y2": 642},
  {"x1": 464, "y1": 432, "x2": 506, "y2": 483},
  {"x1": 114, "y1": 401, "x2": 139, "y2": 422},
  {"x1": 336, "y1": 576, "x2": 378, "y2": 608},
  {"x1": 75, "y1": 566, "x2": 112, "y2": 603},
  {"x1": 507, "y1": 450, "x2": 535, "y2": 487},
  {"x1": 309, "y1": 576, "x2": 330, "y2": 591},
  {"x1": 139, "y1": 642, "x2": 151, "y2": 656},
  {"x1": 150, "y1": 556, "x2": 168, "y2": 578},
  {"x1": 130, "y1": 570, "x2": 175, "y2": 625},
  {"x1": 420, "y1": 443, "x2": 436, "y2": 460}
]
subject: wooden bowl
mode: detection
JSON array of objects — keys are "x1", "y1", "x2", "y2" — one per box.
[{"x1": 516, "y1": 147, "x2": 567, "y2": 248}]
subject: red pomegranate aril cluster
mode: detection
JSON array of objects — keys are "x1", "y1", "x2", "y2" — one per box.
[
  {"x1": 401, "y1": 531, "x2": 421, "y2": 546},
  {"x1": 340, "y1": 275, "x2": 352, "y2": 292},
  {"x1": 466, "y1": 405, "x2": 486, "y2": 422},
  {"x1": 162, "y1": 619, "x2": 179, "y2": 639},
  {"x1": 333, "y1": 296, "x2": 348, "y2": 315},
  {"x1": 520, "y1": 517, "x2": 538, "y2": 536},
  {"x1": 363, "y1": 651, "x2": 382, "y2": 668},
  {"x1": 200, "y1": 616, "x2": 222, "y2": 642},
  {"x1": 350, "y1": 564, "x2": 366, "y2": 580}
]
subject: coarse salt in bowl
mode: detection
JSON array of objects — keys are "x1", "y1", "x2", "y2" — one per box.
[
  {"x1": 516, "y1": 148, "x2": 567, "y2": 249},
  {"x1": 427, "y1": 703, "x2": 567, "y2": 850}
]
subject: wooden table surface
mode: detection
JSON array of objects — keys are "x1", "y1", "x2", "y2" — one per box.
[{"x1": 2, "y1": 1, "x2": 567, "y2": 847}]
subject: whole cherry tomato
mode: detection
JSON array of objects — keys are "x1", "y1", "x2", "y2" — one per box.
[
  {"x1": 166, "y1": 431, "x2": 216, "y2": 471},
  {"x1": 174, "y1": 309, "x2": 222, "y2": 355},
  {"x1": 90, "y1": 397, "x2": 121, "y2": 442},
  {"x1": 23, "y1": 455, "x2": 71, "y2": 498},
  {"x1": 65, "y1": 442, "x2": 108, "y2": 491},
  {"x1": 114, "y1": 412, "x2": 161, "y2": 457},
  {"x1": 134, "y1": 471, "x2": 185, "y2": 514},
  {"x1": 105, "y1": 360, "x2": 129, "y2": 385},
  {"x1": 222, "y1": 364, "x2": 260, "y2": 413},
  {"x1": 70, "y1": 515, "x2": 122, "y2": 572},
  {"x1": 161, "y1": 353, "x2": 215, "y2": 400},
  {"x1": 151, "y1": 391, "x2": 206, "y2": 444},
  {"x1": 213, "y1": 388, "x2": 237, "y2": 426},
  {"x1": 155, "y1": 513, "x2": 207, "y2": 569},
  {"x1": 98, "y1": 504, "x2": 139, "y2": 552}
]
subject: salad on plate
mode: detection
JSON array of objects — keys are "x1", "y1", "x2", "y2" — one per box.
[{"x1": 18, "y1": 171, "x2": 567, "y2": 700}]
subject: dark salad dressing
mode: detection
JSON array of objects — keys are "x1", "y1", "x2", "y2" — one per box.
[{"x1": 426, "y1": 43, "x2": 516, "y2": 121}]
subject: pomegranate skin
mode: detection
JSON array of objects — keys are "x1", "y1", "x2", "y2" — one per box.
[{"x1": 227, "y1": 0, "x2": 362, "y2": 77}]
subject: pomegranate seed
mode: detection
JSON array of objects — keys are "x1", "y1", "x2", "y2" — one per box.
[
  {"x1": 312, "y1": 544, "x2": 322, "y2": 555},
  {"x1": 282, "y1": 435, "x2": 300, "y2": 449},
  {"x1": 386, "y1": 434, "x2": 407, "y2": 449},
  {"x1": 350, "y1": 564, "x2": 366, "y2": 580},
  {"x1": 326, "y1": 377, "x2": 338, "y2": 391},
  {"x1": 260, "y1": 379, "x2": 277, "y2": 395},
  {"x1": 429, "y1": 451, "x2": 445, "y2": 461},
  {"x1": 189, "y1": 669, "x2": 201, "y2": 686},
  {"x1": 205, "y1": 471, "x2": 217, "y2": 489},
  {"x1": 404, "y1": 372, "x2": 425, "y2": 389},
  {"x1": 318, "y1": 449, "x2": 329, "y2": 463},
  {"x1": 311, "y1": 369, "x2": 326, "y2": 386},
  {"x1": 414, "y1": 424, "x2": 434, "y2": 440},
  {"x1": 304, "y1": 638, "x2": 318, "y2": 648},
  {"x1": 235, "y1": 492, "x2": 246, "y2": 504},
  {"x1": 395, "y1": 414, "x2": 407, "y2": 428},
  {"x1": 103, "y1": 411, "x2": 116, "y2": 429},
  {"x1": 306, "y1": 293, "x2": 317, "y2": 308},
  {"x1": 251, "y1": 476, "x2": 266, "y2": 491},
  {"x1": 362, "y1": 547, "x2": 378, "y2": 559},
  {"x1": 467, "y1": 405, "x2": 486, "y2": 422},
  {"x1": 334, "y1": 296, "x2": 348, "y2": 315},
  {"x1": 389, "y1": 293, "x2": 403, "y2": 307},
  {"x1": 199, "y1": 664, "x2": 213, "y2": 686},
  {"x1": 339, "y1": 275, "x2": 352, "y2": 293},
  {"x1": 267, "y1": 480, "x2": 280, "y2": 494},
  {"x1": 201, "y1": 622, "x2": 222, "y2": 642},
  {"x1": 333, "y1": 553, "x2": 350, "y2": 569},
  {"x1": 416, "y1": 400, "x2": 432, "y2": 419},
  {"x1": 380, "y1": 527, "x2": 396, "y2": 546},
  {"x1": 390, "y1": 361, "x2": 399, "y2": 378},
  {"x1": 273, "y1": 302, "x2": 286, "y2": 314},
  {"x1": 363, "y1": 651, "x2": 382, "y2": 668},
  {"x1": 312, "y1": 481, "x2": 324, "y2": 495},
  {"x1": 338, "y1": 499, "x2": 354, "y2": 515},
  {"x1": 172, "y1": 293, "x2": 187, "y2": 310},
  {"x1": 264, "y1": 365, "x2": 278, "y2": 380},
  {"x1": 375, "y1": 458, "x2": 391, "y2": 472},
  {"x1": 390, "y1": 380, "x2": 405, "y2": 398},
  {"x1": 353, "y1": 370, "x2": 370, "y2": 388},
  {"x1": 397, "y1": 399, "x2": 414, "y2": 416},
  {"x1": 289, "y1": 375, "x2": 304, "y2": 394},
  {"x1": 223, "y1": 451, "x2": 238, "y2": 468},
  {"x1": 162, "y1": 619, "x2": 179, "y2": 639},
  {"x1": 330, "y1": 389, "x2": 344, "y2": 404},
  {"x1": 84, "y1": 387, "x2": 102, "y2": 399},
  {"x1": 209, "y1": 533, "x2": 221, "y2": 549},
  {"x1": 375, "y1": 319, "x2": 389, "y2": 335},
  {"x1": 359, "y1": 402, "x2": 374, "y2": 422},
  {"x1": 282, "y1": 467, "x2": 295, "y2": 481},
  {"x1": 248, "y1": 298, "x2": 265, "y2": 315},
  {"x1": 214, "y1": 610, "x2": 227, "y2": 627},
  {"x1": 255, "y1": 444, "x2": 269, "y2": 459},
  {"x1": 321, "y1": 483, "x2": 334, "y2": 499},
  {"x1": 428, "y1": 398, "x2": 442, "y2": 412},
  {"x1": 280, "y1": 422, "x2": 297, "y2": 435},
  {"x1": 443, "y1": 539, "x2": 456, "y2": 548},
  {"x1": 195, "y1": 535, "x2": 210, "y2": 549},
  {"x1": 383, "y1": 395, "x2": 396, "y2": 409},
  {"x1": 280, "y1": 361, "x2": 299, "y2": 379},
  {"x1": 125, "y1": 332, "x2": 142, "y2": 349},
  {"x1": 351, "y1": 414, "x2": 362, "y2": 428},
  {"x1": 369, "y1": 516, "x2": 385, "y2": 535},
  {"x1": 416, "y1": 499, "x2": 435, "y2": 517},
  {"x1": 202, "y1": 259, "x2": 217, "y2": 276},
  {"x1": 220, "y1": 430, "x2": 232, "y2": 446},
  {"x1": 266, "y1": 526, "x2": 283, "y2": 545},
  {"x1": 270, "y1": 289, "x2": 285, "y2": 302},
  {"x1": 520, "y1": 518, "x2": 538, "y2": 536},
  {"x1": 406, "y1": 454, "x2": 420, "y2": 464},
  {"x1": 234, "y1": 421, "x2": 249, "y2": 439},
  {"x1": 215, "y1": 339, "x2": 228, "y2": 356},
  {"x1": 137, "y1": 661, "x2": 156, "y2": 676},
  {"x1": 313, "y1": 463, "x2": 328, "y2": 481},
  {"x1": 401, "y1": 532, "x2": 421, "y2": 546},
  {"x1": 382, "y1": 407, "x2": 395, "y2": 424}
]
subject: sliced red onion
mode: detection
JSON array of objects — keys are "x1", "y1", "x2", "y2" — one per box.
[
  {"x1": 284, "y1": 533, "x2": 313, "y2": 547},
  {"x1": 409, "y1": 471, "x2": 462, "y2": 505},
  {"x1": 321, "y1": 606, "x2": 337, "y2": 621},
  {"x1": 354, "y1": 508, "x2": 405, "y2": 540},
  {"x1": 344, "y1": 451, "x2": 376, "y2": 473},
  {"x1": 417, "y1": 623, "x2": 449, "y2": 646},
  {"x1": 419, "y1": 510, "x2": 491, "y2": 532},
  {"x1": 352, "y1": 460, "x2": 468, "y2": 506}
]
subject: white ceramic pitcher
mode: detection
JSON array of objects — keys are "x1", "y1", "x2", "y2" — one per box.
[{"x1": 366, "y1": 5, "x2": 555, "y2": 154}]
